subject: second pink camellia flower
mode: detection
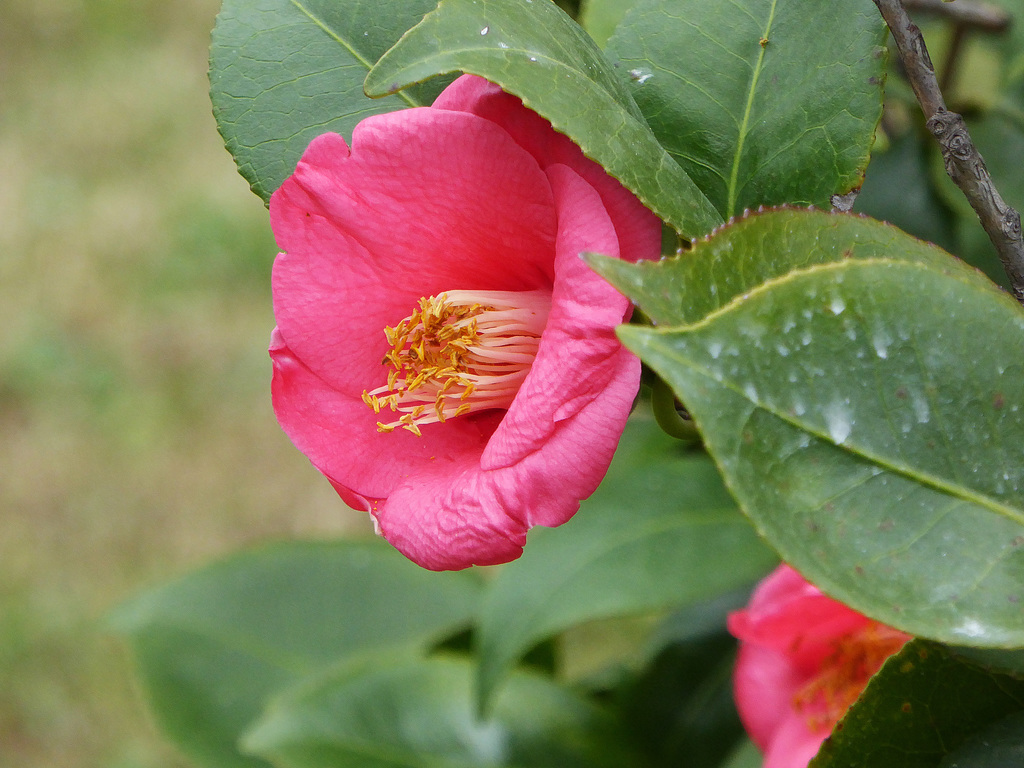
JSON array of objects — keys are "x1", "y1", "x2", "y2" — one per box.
[
  {"x1": 268, "y1": 75, "x2": 661, "y2": 570},
  {"x1": 728, "y1": 565, "x2": 912, "y2": 768}
]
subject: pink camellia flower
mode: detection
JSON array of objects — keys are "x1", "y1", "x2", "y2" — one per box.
[
  {"x1": 268, "y1": 75, "x2": 661, "y2": 570},
  {"x1": 728, "y1": 565, "x2": 911, "y2": 768}
]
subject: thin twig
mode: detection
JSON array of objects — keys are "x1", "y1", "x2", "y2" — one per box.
[
  {"x1": 939, "y1": 22, "x2": 967, "y2": 92},
  {"x1": 901, "y1": 0, "x2": 1011, "y2": 32},
  {"x1": 874, "y1": 0, "x2": 1024, "y2": 304}
]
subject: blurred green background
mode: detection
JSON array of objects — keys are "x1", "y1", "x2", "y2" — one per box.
[{"x1": 0, "y1": 1, "x2": 370, "y2": 765}]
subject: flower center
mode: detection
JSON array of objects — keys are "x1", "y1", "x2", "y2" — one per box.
[
  {"x1": 792, "y1": 622, "x2": 909, "y2": 731},
  {"x1": 362, "y1": 289, "x2": 551, "y2": 436}
]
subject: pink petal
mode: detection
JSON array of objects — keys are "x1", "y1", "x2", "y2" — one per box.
[
  {"x1": 762, "y1": 714, "x2": 828, "y2": 768},
  {"x1": 270, "y1": 110, "x2": 559, "y2": 395},
  {"x1": 481, "y1": 163, "x2": 634, "y2": 470},
  {"x1": 733, "y1": 642, "x2": 808, "y2": 750},
  {"x1": 434, "y1": 75, "x2": 662, "y2": 264},
  {"x1": 729, "y1": 565, "x2": 870, "y2": 669},
  {"x1": 374, "y1": 453, "x2": 530, "y2": 571},
  {"x1": 270, "y1": 328, "x2": 496, "y2": 499}
]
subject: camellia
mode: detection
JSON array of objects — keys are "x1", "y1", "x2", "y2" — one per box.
[
  {"x1": 728, "y1": 565, "x2": 911, "y2": 768},
  {"x1": 268, "y1": 75, "x2": 661, "y2": 570}
]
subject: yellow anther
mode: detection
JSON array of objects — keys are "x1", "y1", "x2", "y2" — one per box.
[{"x1": 362, "y1": 289, "x2": 551, "y2": 435}]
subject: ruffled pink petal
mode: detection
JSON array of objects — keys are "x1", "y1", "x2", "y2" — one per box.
[
  {"x1": 270, "y1": 328, "x2": 496, "y2": 499},
  {"x1": 434, "y1": 75, "x2": 662, "y2": 264},
  {"x1": 747, "y1": 565, "x2": 824, "y2": 613},
  {"x1": 374, "y1": 453, "x2": 530, "y2": 571},
  {"x1": 730, "y1": 565, "x2": 870, "y2": 669},
  {"x1": 512, "y1": 346, "x2": 639, "y2": 529},
  {"x1": 376, "y1": 347, "x2": 638, "y2": 569},
  {"x1": 270, "y1": 109, "x2": 559, "y2": 395},
  {"x1": 481, "y1": 163, "x2": 634, "y2": 470},
  {"x1": 732, "y1": 642, "x2": 808, "y2": 751}
]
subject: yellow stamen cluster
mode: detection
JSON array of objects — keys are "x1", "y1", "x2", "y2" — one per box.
[
  {"x1": 362, "y1": 289, "x2": 551, "y2": 436},
  {"x1": 792, "y1": 623, "x2": 908, "y2": 731}
]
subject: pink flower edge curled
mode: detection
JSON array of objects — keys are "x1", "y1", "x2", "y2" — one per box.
[
  {"x1": 728, "y1": 565, "x2": 911, "y2": 768},
  {"x1": 268, "y1": 75, "x2": 661, "y2": 570}
]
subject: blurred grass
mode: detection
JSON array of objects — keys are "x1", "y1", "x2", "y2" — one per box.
[{"x1": 0, "y1": 1, "x2": 370, "y2": 766}]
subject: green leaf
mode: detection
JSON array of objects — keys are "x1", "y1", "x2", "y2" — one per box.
[
  {"x1": 475, "y1": 417, "x2": 777, "y2": 709},
  {"x1": 604, "y1": 215, "x2": 1024, "y2": 646},
  {"x1": 938, "y1": 711, "x2": 1024, "y2": 768},
  {"x1": 812, "y1": 640, "x2": 1024, "y2": 768},
  {"x1": 209, "y1": 0, "x2": 448, "y2": 202},
  {"x1": 112, "y1": 541, "x2": 482, "y2": 768},
  {"x1": 949, "y1": 646, "x2": 1024, "y2": 680},
  {"x1": 364, "y1": 0, "x2": 722, "y2": 238},
  {"x1": 587, "y1": 208, "x2": 964, "y2": 328},
  {"x1": 242, "y1": 654, "x2": 638, "y2": 768},
  {"x1": 605, "y1": 0, "x2": 887, "y2": 219}
]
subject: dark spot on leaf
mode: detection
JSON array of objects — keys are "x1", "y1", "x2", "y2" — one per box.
[
  {"x1": 854, "y1": 565, "x2": 864, "y2": 575},
  {"x1": 918, "y1": 647, "x2": 928, "y2": 659},
  {"x1": 900, "y1": 662, "x2": 914, "y2": 673},
  {"x1": 994, "y1": 392, "x2": 1005, "y2": 410},
  {"x1": 901, "y1": 702, "x2": 912, "y2": 713},
  {"x1": 1012, "y1": 536, "x2": 1024, "y2": 547},
  {"x1": 742, "y1": 430, "x2": 754, "y2": 444},
  {"x1": 842, "y1": 248, "x2": 853, "y2": 258},
  {"x1": 879, "y1": 519, "x2": 895, "y2": 531},
  {"x1": 896, "y1": 387, "x2": 908, "y2": 399},
  {"x1": 1009, "y1": 595, "x2": 1019, "y2": 603},
  {"x1": 389, "y1": 82, "x2": 400, "y2": 93},
  {"x1": 868, "y1": 76, "x2": 879, "y2": 85},
  {"x1": 824, "y1": 501, "x2": 835, "y2": 512},
  {"x1": 835, "y1": 722, "x2": 843, "y2": 731}
]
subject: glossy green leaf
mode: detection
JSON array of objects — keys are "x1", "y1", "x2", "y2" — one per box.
[
  {"x1": 605, "y1": 218, "x2": 1024, "y2": 645},
  {"x1": 112, "y1": 541, "x2": 482, "y2": 768},
  {"x1": 812, "y1": 641, "x2": 1024, "y2": 768},
  {"x1": 588, "y1": 208, "x2": 964, "y2": 328},
  {"x1": 242, "y1": 654, "x2": 638, "y2": 768},
  {"x1": 209, "y1": 0, "x2": 448, "y2": 202},
  {"x1": 475, "y1": 417, "x2": 777, "y2": 708},
  {"x1": 605, "y1": 0, "x2": 887, "y2": 218},
  {"x1": 364, "y1": 0, "x2": 722, "y2": 238}
]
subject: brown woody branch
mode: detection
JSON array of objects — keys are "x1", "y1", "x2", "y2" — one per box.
[
  {"x1": 901, "y1": 0, "x2": 1010, "y2": 31},
  {"x1": 873, "y1": 0, "x2": 1024, "y2": 304}
]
